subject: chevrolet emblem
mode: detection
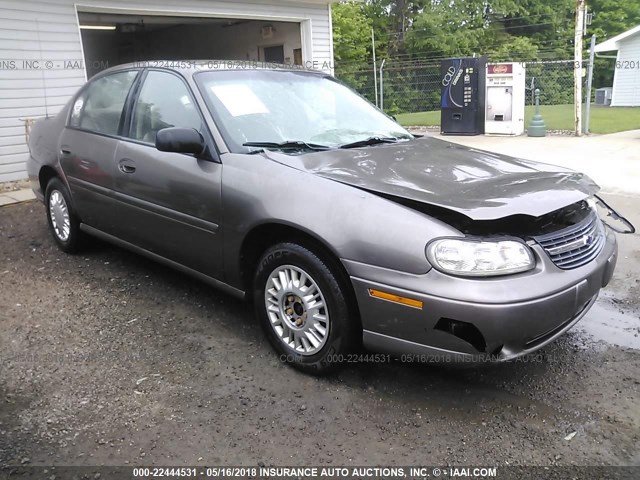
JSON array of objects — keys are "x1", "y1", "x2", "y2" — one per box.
[{"x1": 547, "y1": 234, "x2": 596, "y2": 256}]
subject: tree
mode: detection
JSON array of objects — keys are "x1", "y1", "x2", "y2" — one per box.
[
  {"x1": 498, "y1": 0, "x2": 574, "y2": 57},
  {"x1": 332, "y1": 1, "x2": 373, "y2": 70},
  {"x1": 331, "y1": 0, "x2": 640, "y2": 108},
  {"x1": 589, "y1": 0, "x2": 640, "y2": 40}
]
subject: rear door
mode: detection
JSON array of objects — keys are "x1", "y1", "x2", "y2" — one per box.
[
  {"x1": 111, "y1": 69, "x2": 223, "y2": 278},
  {"x1": 60, "y1": 70, "x2": 140, "y2": 232}
]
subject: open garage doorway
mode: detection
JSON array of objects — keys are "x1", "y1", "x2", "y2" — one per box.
[{"x1": 77, "y1": 10, "x2": 305, "y2": 78}]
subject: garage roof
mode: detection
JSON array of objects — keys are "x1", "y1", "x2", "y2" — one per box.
[{"x1": 594, "y1": 24, "x2": 640, "y2": 52}]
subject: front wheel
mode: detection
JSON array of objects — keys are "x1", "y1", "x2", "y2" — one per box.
[{"x1": 253, "y1": 242, "x2": 358, "y2": 375}]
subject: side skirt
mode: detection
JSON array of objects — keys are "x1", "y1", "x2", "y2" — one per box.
[{"x1": 80, "y1": 224, "x2": 245, "y2": 300}]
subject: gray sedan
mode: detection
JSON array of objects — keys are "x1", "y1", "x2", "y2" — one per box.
[{"x1": 27, "y1": 63, "x2": 625, "y2": 374}]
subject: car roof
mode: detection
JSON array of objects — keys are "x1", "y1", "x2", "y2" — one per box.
[{"x1": 98, "y1": 60, "x2": 329, "y2": 78}]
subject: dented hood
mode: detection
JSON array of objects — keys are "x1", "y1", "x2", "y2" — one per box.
[{"x1": 265, "y1": 137, "x2": 599, "y2": 220}]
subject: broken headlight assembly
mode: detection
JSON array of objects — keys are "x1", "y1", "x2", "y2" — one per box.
[
  {"x1": 590, "y1": 195, "x2": 635, "y2": 234},
  {"x1": 426, "y1": 238, "x2": 535, "y2": 277}
]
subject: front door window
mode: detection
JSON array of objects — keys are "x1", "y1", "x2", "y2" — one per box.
[{"x1": 130, "y1": 71, "x2": 203, "y2": 144}]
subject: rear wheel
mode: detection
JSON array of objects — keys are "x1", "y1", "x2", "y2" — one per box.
[
  {"x1": 253, "y1": 242, "x2": 358, "y2": 375},
  {"x1": 45, "y1": 177, "x2": 83, "y2": 253}
]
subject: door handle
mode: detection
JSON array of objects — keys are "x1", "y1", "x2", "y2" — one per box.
[
  {"x1": 118, "y1": 159, "x2": 136, "y2": 174},
  {"x1": 60, "y1": 148, "x2": 71, "y2": 156}
]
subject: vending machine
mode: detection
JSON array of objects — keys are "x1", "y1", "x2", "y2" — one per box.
[
  {"x1": 485, "y1": 63, "x2": 526, "y2": 135},
  {"x1": 440, "y1": 57, "x2": 486, "y2": 135}
]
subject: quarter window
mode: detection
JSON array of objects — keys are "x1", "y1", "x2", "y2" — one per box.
[
  {"x1": 130, "y1": 71, "x2": 203, "y2": 144},
  {"x1": 70, "y1": 70, "x2": 138, "y2": 135}
]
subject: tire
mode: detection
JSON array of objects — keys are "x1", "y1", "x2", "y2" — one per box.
[
  {"x1": 44, "y1": 177, "x2": 83, "y2": 253},
  {"x1": 253, "y1": 242, "x2": 358, "y2": 375}
]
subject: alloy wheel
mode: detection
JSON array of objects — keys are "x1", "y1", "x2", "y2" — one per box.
[{"x1": 264, "y1": 265, "x2": 330, "y2": 355}]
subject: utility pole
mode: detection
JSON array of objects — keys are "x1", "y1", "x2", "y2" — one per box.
[
  {"x1": 372, "y1": 28, "x2": 378, "y2": 107},
  {"x1": 574, "y1": 0, "x2": 586, "y2": 136},
  {"x1": 379, "y1": 58, "x2": 386, "y2": 111},
  {"x1": 584, "y1": 34, "x2": 596, "y2": 134}
]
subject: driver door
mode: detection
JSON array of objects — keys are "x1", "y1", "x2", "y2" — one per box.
[{"x1": 111, "y1": 70, "x2": 223, "y2": 279}]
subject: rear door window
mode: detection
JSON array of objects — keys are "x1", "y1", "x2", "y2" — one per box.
[{"x1": 69, "y1": 70, "x2": 138, "y2": 136}]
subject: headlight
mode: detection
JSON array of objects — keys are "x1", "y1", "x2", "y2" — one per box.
[{"x1": 426, "y1": 238, "x2": 535, "y2": 277}]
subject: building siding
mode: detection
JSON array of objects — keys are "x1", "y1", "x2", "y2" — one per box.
[
  {"x1": 611, "y1": 34, "x2": 640, "y2": 107},
  {"x1": 0, "y1": 0, "x2": 333, "y2": 182}
]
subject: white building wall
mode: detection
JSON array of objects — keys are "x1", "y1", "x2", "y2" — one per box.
[
  {"x1": 611, "y1": 34, "x2": 640, "y2": 107},
  {"x1": 0, "y1": 0, "x2": 334, "y2": 182}
]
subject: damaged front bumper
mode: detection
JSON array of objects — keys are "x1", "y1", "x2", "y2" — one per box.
[{"x1": 345, "y1": 226, "x2": 618, "y2": 363}]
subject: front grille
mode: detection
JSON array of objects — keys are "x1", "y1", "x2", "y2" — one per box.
[{"x1": 534, "y1": 211, "x2": 605, "y2": 269}]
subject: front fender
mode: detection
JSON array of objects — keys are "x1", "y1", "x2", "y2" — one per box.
[{"x1": 221, "y1": 153, "x2": 461, "y2": 288}]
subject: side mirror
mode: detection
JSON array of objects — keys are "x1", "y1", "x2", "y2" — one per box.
[{"x1": 156, "y1": 127, "x2": 205, "y2": 156}]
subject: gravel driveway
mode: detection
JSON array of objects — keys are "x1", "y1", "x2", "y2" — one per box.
[{"x1": 1, "y1": 198, "x2": 639, "y2": 469}]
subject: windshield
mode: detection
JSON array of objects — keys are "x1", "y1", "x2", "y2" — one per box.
[{"x1": 195, "y1": 70, "x2": 413, "y2": 152}]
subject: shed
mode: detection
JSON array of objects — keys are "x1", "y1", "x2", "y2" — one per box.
[{"x1": 594, "y1": 25, "x2": 640, "y2": 107}]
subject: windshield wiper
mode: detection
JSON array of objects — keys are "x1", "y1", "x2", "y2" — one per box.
[
  {"x1": 339, "y1": 136, "x2": 400, "y2": 149},
  {"x1": 243, "y1": 140, "x2": 331, "y2": 152}
]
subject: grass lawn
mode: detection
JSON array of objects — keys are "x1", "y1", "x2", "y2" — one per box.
[{"x1": 396, "y1": 104, "x2": 640, "y2": 134}]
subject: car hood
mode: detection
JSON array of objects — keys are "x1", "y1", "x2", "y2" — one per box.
[{"x1": 263, "y1": 137, "x2": 599, "y2": 220}]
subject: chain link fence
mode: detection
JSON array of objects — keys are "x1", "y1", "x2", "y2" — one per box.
[
  {"x1": 337, "y1": 58, "x2": 583, "y2": 120},
  {"x1": 524, "y1": 60, "x2": 585, "y2": 106}
]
